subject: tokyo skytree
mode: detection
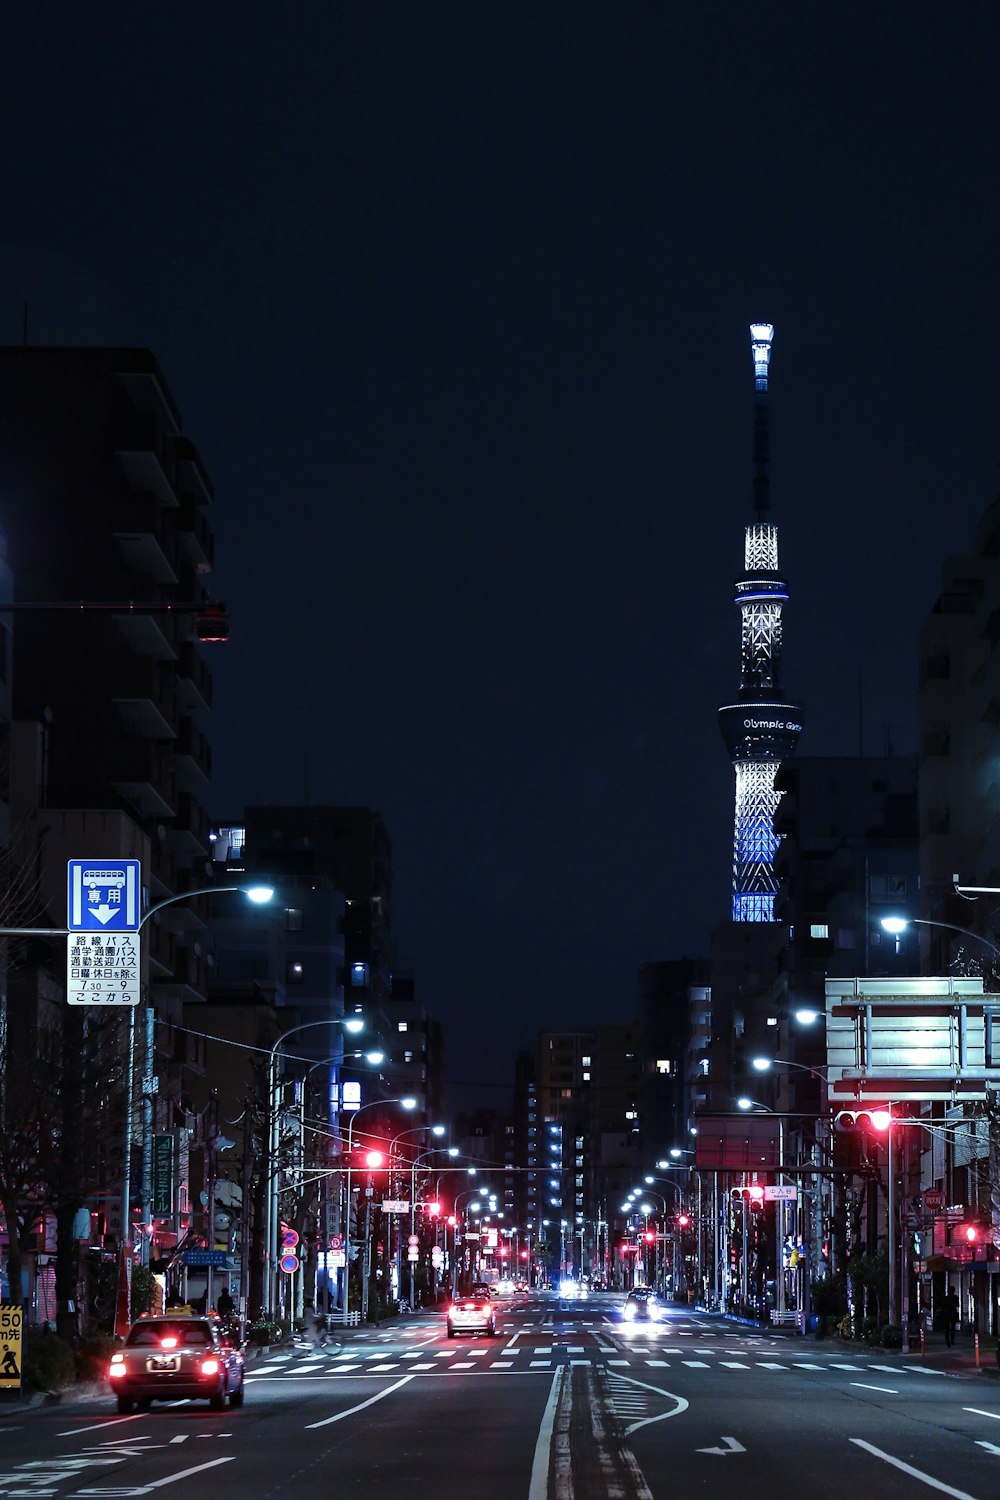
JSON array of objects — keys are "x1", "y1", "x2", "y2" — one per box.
[{"x1": 718, "y1": 324, "x2": 804, "y2": 922}]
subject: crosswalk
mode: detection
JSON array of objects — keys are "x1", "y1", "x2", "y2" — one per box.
[{"x1": 246, "y1": 1340, "x2": 948, "y2": 1381}]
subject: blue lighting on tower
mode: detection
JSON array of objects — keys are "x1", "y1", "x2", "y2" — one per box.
[{"x1": 718, "y1": 324, "x2": 804, "y2": 922}]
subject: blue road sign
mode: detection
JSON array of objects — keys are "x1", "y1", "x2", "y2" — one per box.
[{"x1": 67, "y1": 860, "x2": 142, "y2": 932}]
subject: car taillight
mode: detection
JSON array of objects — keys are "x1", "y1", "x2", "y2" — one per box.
[
  {"x1": 161, "y1": 1336, "x2": 178, "y2": 1350},
  {"x1": 109, "y1": 1354, "x2": 125, "y2": 1378},
  {"x1": 200, "y1": 1357, "x2": 220, "y2": 1376}
]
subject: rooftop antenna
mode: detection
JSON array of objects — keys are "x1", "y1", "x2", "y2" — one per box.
[{"x1": 749, "y1": 322, "x2": 773, "y2": 522}]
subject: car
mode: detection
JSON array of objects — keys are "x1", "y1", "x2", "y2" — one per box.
[
  {"x1": 108, "y1": 1315, "x2": 245, "y2": 1412},
  {"x1": 470, "y1": 1282, "x2": 494, "y2": 1298},
  {"x1": 622, "y1": 1287, "x2": 662, "y2": 1322},
  {"x1": 447, "y1": 1293, "x2": 496, "y2": 1338}
]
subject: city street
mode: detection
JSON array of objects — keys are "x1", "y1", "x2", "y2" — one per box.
[{"x1": 2, "y1": 1293, "x2": 1000, "y2": 1499}]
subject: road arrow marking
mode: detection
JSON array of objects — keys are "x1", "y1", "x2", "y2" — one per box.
[
  {"x1": 975, "y1": 1441, "x2": 1000, "y2": 1456},
  {"x1": 696, "y1": 1436, "x2": 745, "y2": 1456}
]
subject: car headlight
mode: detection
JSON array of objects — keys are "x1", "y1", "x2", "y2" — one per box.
[{"x1": 623, "y1": 1303, "x2": 636, "y2": 1320}]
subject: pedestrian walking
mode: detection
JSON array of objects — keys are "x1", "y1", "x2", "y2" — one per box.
[
  {"x1": 943, "y1": 1287, "x2": 960, "y2": 1347},
  {"x1": 305, "y1": 1302, "x2": 328, "y2": 1347}
]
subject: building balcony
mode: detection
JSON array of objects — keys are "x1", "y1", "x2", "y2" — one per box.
[
  {"x1": 111, "y1": 658, "x2": 178, "y2": 739},
  {"x1": 174, "y1": 437, "x2": 214, "y2": 504},
  {"x1": 175, "y1": 640, "x2": 213, "y2": 713},
  {"x1": 114, "y1": 407, "x2": 179, "y2": 508},
  {"x1": 108, "y1": 739, "x2": 176, "y2": 819},
  {"x1": 169, "y1": 790, "x2": 211, "y2": 856},
  {"x1": 176, "y1": 495, "x2": 214, "y2": 575},
  {"x1": 112, "y1": 492, "x2": 179, "y2": 587},
  {"x1": 175, "y1": 716, "x2": 212, "y2": 787}
]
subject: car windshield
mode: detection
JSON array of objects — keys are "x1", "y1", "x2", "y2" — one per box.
[{"x1": 126, "y1": 1321, "x2": 211, "y2": 1347}]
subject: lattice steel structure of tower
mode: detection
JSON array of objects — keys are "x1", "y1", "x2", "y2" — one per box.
[{"x1": 718, "y1": 324, "x2": 804, "y2": 922}]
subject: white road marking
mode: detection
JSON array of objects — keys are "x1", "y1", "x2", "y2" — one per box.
[
  {"x1": 851, "y1": 1383, "x2": 899, "y2": 1394},
  {"x1": 73, "y1": 1455, "x2": 236, "y2": 1495},
  {"x1": 964, "y1": 1407, "x2": 1000, "y2": 1420},
  {"x1": 528, "y1": 1368, "x2": 566, "y2": 1500},
  {"x1": 849, "y1": 1439, "x2": 977, "y2": 1497},
  {"x1": 305, "y1": 1373, "x2": 415, "y2": 1428}
]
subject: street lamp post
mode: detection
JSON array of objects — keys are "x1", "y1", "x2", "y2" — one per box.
[
  {"x1": 134, "y1": 884, "x2": 272, "y2": 1313},
  {"x1": 262, "y1": 1016, "x2": 369, "y2": 1321},
  {"x1": 342, "y1": 1096, "x2": 417, "y2": 1325}
]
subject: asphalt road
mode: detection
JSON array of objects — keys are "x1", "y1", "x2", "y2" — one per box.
[{"x1": 2, "y1": 1293, "x2": 999, "y2": 1499}]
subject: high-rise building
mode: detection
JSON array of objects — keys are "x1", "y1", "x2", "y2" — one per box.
[
  {"x1": 0, "y1": 346, "x2": 222, "y2": 1319},
  {"x1": 0, "y1": 346, "x2": 219, "y2": 1016}
]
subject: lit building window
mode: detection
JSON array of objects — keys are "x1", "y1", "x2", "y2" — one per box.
[
  {"x1": 398, "y1": 1021, "x2": 408, "y2": 1032},
  {"x1": 582, "y1": 1071, "x2": 590, "y2": 1082},
  {"x1": 656, "y1": 1059, "x2": 671, "y2": 1074},
  {"x1": 810, "y1": 924, "x2": 829, "y2": 939},
  {"x1": 582, "y1": 1055, "x2": 591, "y2": 1066}
]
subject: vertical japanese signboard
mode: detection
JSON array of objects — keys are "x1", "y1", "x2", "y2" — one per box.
[
  {"x1": 153, "y1": 1134, "x2": 174, "y2": 1217},
  {"x1": 66, "y1": 861, "x2": 142, "y2": 1005},
  {"x1": 0, "y1": 1304, "x2": 22, "y2": 1390}
]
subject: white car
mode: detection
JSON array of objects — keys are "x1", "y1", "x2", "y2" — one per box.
[{"x1": 447, "y1": 1294, "x2": 497, "y2": 1338}]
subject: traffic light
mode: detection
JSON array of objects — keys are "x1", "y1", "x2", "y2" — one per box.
[
  {"x1": 643, "y1": 1230, "x2": 656, "y2": 1244},
  {"x1": 194, "y1": 600, "x2": 230, "y2": 642},
  {"x1": 956, "y1": 1222, "x2": 981, "y2": 1248},
  {"x1": 364, "y1": 1149, "x2": 385, "y2": 1169},
  {"x1": 834, "y1": 1108, "x2": 892, "y2": 1133},
  {"x1": 731, "y1": 1185, "x2": 765, "y2": 1212},
  {"x1": 676, "y1": 1213, "x2": 691, "y2": 1229}
]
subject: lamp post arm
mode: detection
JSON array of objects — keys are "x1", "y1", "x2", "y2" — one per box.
[
  {"x1": 914, "y1": 917, "x2": 1000, "y2": 962},
  {"x1": 0, "y1": 882, "x2": 273, "y2": 938}
]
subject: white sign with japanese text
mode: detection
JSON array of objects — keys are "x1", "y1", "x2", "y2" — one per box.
[{"x1": 67, "y1": 930, "x2": 140, "y2": 1005}]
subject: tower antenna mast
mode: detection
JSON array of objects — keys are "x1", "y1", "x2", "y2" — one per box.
[{"x1": 718, "y1": 324, "x2": 804, "y2": 922}]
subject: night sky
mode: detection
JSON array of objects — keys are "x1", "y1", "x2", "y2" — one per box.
[{"x1": 1, "y1": 5, "x2": 999, "y2": 1107}]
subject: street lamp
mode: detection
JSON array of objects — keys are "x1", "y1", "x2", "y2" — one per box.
[
  {"x1": 263, "y1": 1016, "x2": 383, "y2": 1320},
  {"x1": 880, "y1": 914, "x2": 1000, "y2": 968},
  {"x1": 342, "y1": 1095, "x2": 416, "y2": 1325},
  {"x1": 122, "y1": 883, "x2": 273, "y2": 1305},
  {"x1": 750, "y1": 1055, "x2": 829, "y2": 1083}
]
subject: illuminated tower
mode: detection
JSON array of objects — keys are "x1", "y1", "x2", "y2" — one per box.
[{"x1": 718, "y1": 324, "x2": 804, "y2": 922}]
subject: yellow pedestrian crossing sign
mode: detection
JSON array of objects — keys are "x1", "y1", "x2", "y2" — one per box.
[{"x1": 0, "y1": 1304, "x2": 22, "y2": 1389}]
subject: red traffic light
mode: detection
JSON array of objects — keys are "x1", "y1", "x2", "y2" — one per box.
[
  {"x1": 834, "y1": 1108, "x2": 893, "y2": 1133},
  {"x1": 676, "y1": 1213, "x2": 691, "y2": 1228},
  {"x1": 958, "y1": 1223, "x2": 980, "y2": 1246},
  {"x1": 194, "y1": 600, "x2": 230, "y2": 642},
  {"x1": 643, "y1": 1231, "x2": 656, "y2": 1243},
  {"x1": 424, "y1": 1201, "x2": 441, "y2": 1217},
  {"x1": 364, "y1": 1149, "x2": 385, "y2": 1169}
]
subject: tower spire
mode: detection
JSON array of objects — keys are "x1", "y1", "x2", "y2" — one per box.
[
  {"x1": 718, "y1": 323, "x2": 804, "y2": 923},
  {"x1": 750, "y1": 322, "x2": 772, "y2": 522}
]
